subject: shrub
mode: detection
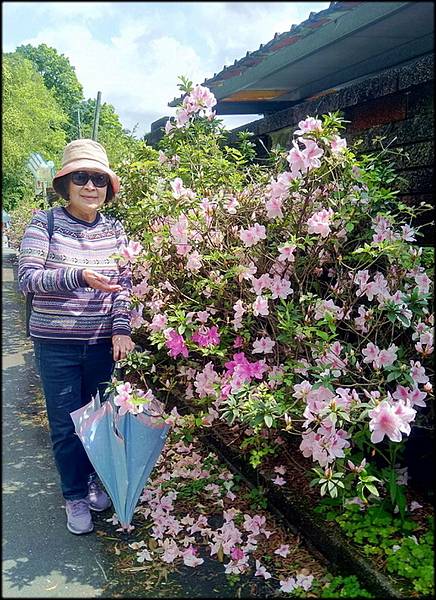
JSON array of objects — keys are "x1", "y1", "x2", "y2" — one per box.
[{"x1": 113, "y1": 78, "x2": 434, "y2": 513}]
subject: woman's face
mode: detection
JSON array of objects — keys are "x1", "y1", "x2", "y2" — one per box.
[{"x1": 68, "y1": 170, "x2": 108, "y2": 215}]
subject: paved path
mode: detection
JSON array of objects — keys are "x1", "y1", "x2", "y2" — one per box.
[{"x1": 2, "y1": 249, "x2": 111, "y2": 598}]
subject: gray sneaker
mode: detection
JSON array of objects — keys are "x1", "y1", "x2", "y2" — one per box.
[
  {"x1": 65, "y1": 499, "x2": 94, "y2": 534},
  {"x1": 87, "y1": 479, "x2": 112, "y2": 512}
]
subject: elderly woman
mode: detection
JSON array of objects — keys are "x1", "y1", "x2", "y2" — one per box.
[{"x1": 18, "y1": 139, "x2": 135, "y2": 535}]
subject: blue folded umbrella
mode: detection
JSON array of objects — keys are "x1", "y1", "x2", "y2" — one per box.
[{"x1": 70, "y1": 391, "x2": 170, "y2": 530}]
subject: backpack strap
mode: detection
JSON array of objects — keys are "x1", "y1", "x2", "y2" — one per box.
[
  {"x1": 25, "y1": 208, "x2": 55, "y2": 337},
  {"x1": 47, "y1": 207, "x2": 55, "y2": 240}
]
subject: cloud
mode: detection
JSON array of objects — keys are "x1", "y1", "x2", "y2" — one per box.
[
  {"x1": 18, "y1": 21, "x2": 208, "y2": 136},
  {"x1": 6, "y1": 2, "x2": 330, "y2": 136},
  {"x1": 34, "y1": 1, "x2": 115, "y2": 20}
]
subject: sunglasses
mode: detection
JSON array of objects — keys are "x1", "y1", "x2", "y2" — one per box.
[{"x1": 70, "y1": 171, "x2": 109, "y2": 188}]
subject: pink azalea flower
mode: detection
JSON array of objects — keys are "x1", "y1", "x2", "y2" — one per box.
[
  {"x1": 175, "y1": 108, "x2": 190, "y2": 128},
  {"x1": 164, "y1": 119, "x2": 175, "y2": 135},
  {"x1": 353, "y1": 269, "x2": 371, "y2": 293},
  {"x1": 301, "y1": 138, "x2": 324, "y2": 169},
  {"x1": 265, "y1": 197, "x2": 284, "y2": 220},
  {"x1": 119, "y1": 240, "x2": 143, "y2": 264},
  {"x1": 354, "y1": 305, "x2": 371, "y2": 333},
  {"x1": 391, "y1": 400, "x2": 416, "y2": 436},
  {"x1": 280, "y1": 577, "x2": 297, "y2": 593},
  {"x1": 277, "y1": 243, "x2": 296, "y2": 262},
  {"x1": 248, "y1": 359, "x2": 268, "y2": 380},
  {"x1": 274, "y1": 544, "x2": 290, "y2": 557},
  {"x1": 113, "y1": 392, "x2": 134, "y2": 416},
  {"x1": 196, "y1": 310, "x2": 209, "y2": 323},
  {"x1": 395, "y1": 385, "x2": 413, "y2": 402},
  {"x1": 158, "y1": 150, "x2": 168, "y2": 164},
  {"x1": 330, "y1": 135, "x2": 347, "y2": 153},
  {"x1": 269, "y1": 276, "x2": 293, "y2": 300},
  {"x1": 252, "y1": 336, "x2": 275, "y2": 354},
  {"x1": 170, "y1": 213, "x2": 189, "y2": 242},
  {"x1": 170, "y1": 177, "x2": 185, "y2": 199},
  {"x1": 251, "y1": 274, "x2": 272, "y2": 295},
  {"x1": 186, "y1": 251, "x2": 202, "y2": 272},
  {"x1": 272, "y1": 475, "x2": 286, "y2": 486},
  {"x1": 230, "y1": 546, "x2": 245, "y2": 561},
  {"x1": 307, "y1": 208, "x2": 334, "y2": 238},
  {"x1": 254, "y1": 560, "x2": 271, "y2": 580},
  {"x1": 224, "y1": 352, "x2": 248, "y2": 376},
  {"x1": 194, "y1": 362, "x2": 219, "y2": 398},
  {"x1": 408, "y1": 387, "x2": 427, "y2": 408},
  {"x1": 294, "y1": 116, "x2": 323, "y2": 135},
  {"x1": 252, "y1": 296, "x2": 269, "y2": 316},
  {"x1": 368, "y1": 400, "x2": 415, "y2": 443},
  {"x1": 131, "y1": 278, "x2": 150, "y2": 298},
  {"x1": 251, "y1": 223, "x2": 266, "y2": 240},
  {"x1": 165, "y1": 329, "x2": 189, "y2": 359},
  {"x1": 160, "y1": 538, "x2": 180, "y2": 563},
  {"x1": 314, "y1": 299, "x2": 343, "y2": 320},
  {"x1": 393, "y1": 385, "x2": 426, "y2": 407},
  {"x1": 192, "y1": 326, "x2": 220, "y2": 347},
  {"x1": 148, "y1": 313, "x2": 168, "y2": 333},
  {"x1": 296, "y1": 574, "x2": 314, "y2": 591},
  {"x1": 410, "y1": 360, "x2": 429, "y2": 384},
  {"x1": 362, "y1": 342, "x2": 380, "y2": 366},
  {"x1": 189, "y1": 84, "x2": 217, "y2": 111},
  {"x1": 233, "y1": 335, "x2": 244, "y2": 348},
  {"x1": 239, "y1": 228, "x2": 257, "y2": 247},
  {"x1": 377, "y1": 344, "x2": 398, "y2": 368},
  {"x1": 130, "y1": 305, "x2": 145, "y2": 329},
  {"x1": 274, "y1": 465, "x2": 287, "y2": 475},
  {"x1": 239, "y1": 223, "x2": 266, "y2": 247},
  {"x1": 293, "y1": 380, "x2": 312, "y2": 400},
  {"x1": 115, "y1": 381, "x2": 133, "y2": 395},
  {"x1": 414, "y1": 273, "x2": 431, "y2": 294},
  {"x1": 286, "y1": 140, "x2": 308, "y2": 176},
  {"x1": 401, "y1": 224, "x2": 416, "y2": 242},
  {"x1": 224, "y1": 196, "x2": 240, "y2": 213},
  {"x1": 237, "y1": 262, "x2": 257, "y2": 282}
]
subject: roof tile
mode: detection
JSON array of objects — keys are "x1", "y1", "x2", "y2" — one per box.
[{"x1": 169, "y1": 1, "x2": 366, "y2": 105}]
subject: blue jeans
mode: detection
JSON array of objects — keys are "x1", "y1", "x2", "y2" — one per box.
[{"x1": 33, "y1": 340, "x2": 114, "y2": 500}]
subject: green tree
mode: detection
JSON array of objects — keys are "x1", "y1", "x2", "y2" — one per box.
[
  {"x1": 78, "y1": 98, "x2": 141, "y2": 166},
  {"x1": 2, "y1": 52, "x2": 67, "y2": 210},
  {"x1": 16, "y1": 43, "x2": 84, "y2": 141}
]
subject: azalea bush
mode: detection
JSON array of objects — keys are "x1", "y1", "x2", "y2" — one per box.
[{"x1": 110, "y1": 77, "x2": 433, "y2": 516}]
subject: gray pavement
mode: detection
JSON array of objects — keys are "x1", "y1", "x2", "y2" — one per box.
[{"x1": 2, "y1": 249, "x2": 111, "y2": 598}]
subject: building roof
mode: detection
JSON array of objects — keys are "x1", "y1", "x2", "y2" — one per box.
[{"x1": 168, "y1": 1, "x2": 434, "y2": 115}]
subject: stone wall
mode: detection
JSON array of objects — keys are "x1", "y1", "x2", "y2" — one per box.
[{"x1": 228, "y1": 53, "x2": 434, "y2": 244}]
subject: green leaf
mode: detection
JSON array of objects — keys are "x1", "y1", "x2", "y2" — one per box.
[
  {"x1": 315, "y1": 329, "x2": 330, "y2": 341},
  {"x1": 386, "y1": 371, "x2": 401, "y2": 382},
  {"x1": 264, "y1": 414, "x2": 273, "y2": 428},
  {"x1": 365, "y1": 484, "x2": 379, "y2": 496},
  {"x1": 397, "y1": 314, "x2": 411, "y2": 327}
]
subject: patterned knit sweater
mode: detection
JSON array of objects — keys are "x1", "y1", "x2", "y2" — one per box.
[{"x1": 18, "y1": 206, "x2": 132, "y2": 343}]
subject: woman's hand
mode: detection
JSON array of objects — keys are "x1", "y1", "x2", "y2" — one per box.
[
  {"x1": 112, "y1": 335, "x2": 135, "y2": 361},
  {"x1": 83, "y1": 269, "x2": 123, "y2": 293}
]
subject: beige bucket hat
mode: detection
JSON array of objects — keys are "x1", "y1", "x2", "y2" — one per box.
[{"x1": 52, "y1": 138, "x2": 120, "y2": 194}]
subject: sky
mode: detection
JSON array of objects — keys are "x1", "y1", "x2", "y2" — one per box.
[{"x1": 3, "y1": 1, "x2": 330, "y2": 138}]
